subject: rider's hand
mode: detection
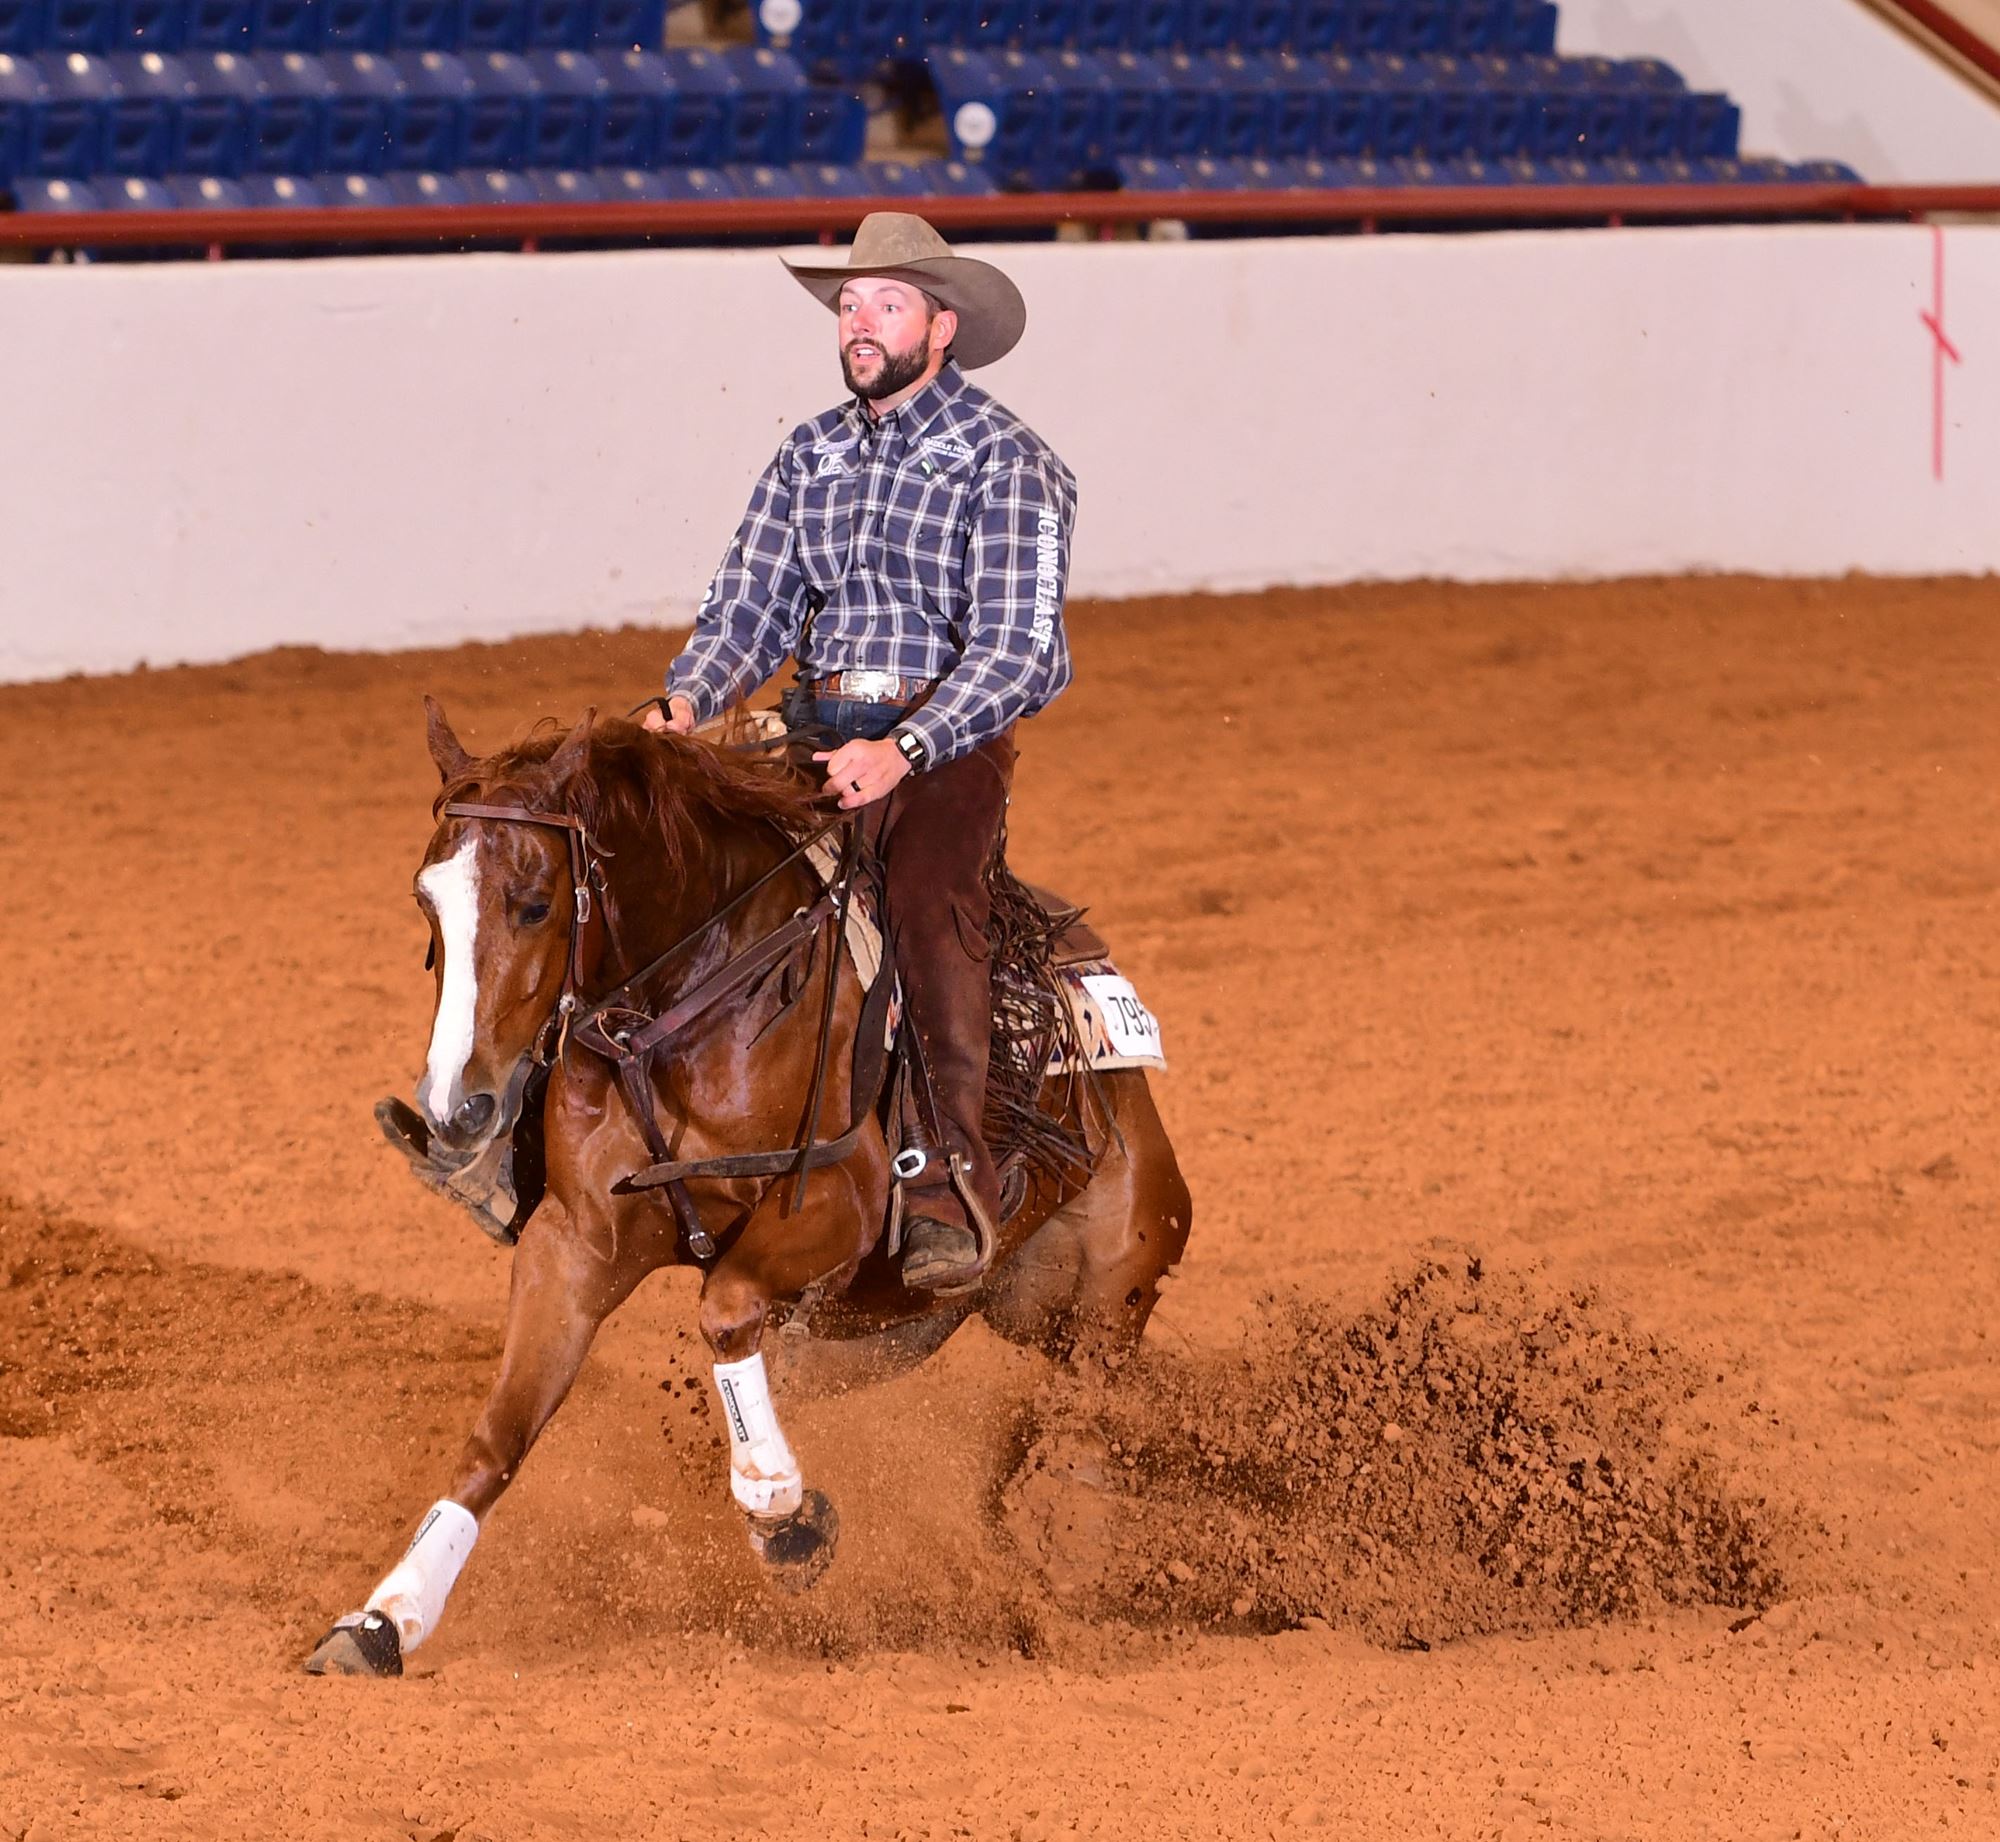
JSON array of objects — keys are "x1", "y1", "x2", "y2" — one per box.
[
  {"x1": 813, "y1": 736, "x2": 912, "y2": 810},
  {"x1": 642, "y1": 695, "x2": 696, "y2": 735}
]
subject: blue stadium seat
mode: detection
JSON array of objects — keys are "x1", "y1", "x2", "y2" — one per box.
[
  {"x1": 1679, "y1": 91, "x2": 1737, "y2": 157},
  {"x1": 13, "y1": 170, "x2": 100, "y2": 202},
  {"x1": 0, "y1": 3, "x2": 44, "y2": 54},
  {"x1": 792, "y1": 78, "x2": 863, "y2": 159},
  {"x1": 594, "y1": 159, "x2": 664, "y2": 194},
  {"x1": 97, "y1": 166, "x2": 173, "y2": 200},
  {"x1": 652, "y1": 158, "x2": 731, "y2": 194},
  {"x1": 520, "y1": 161, "x2": 598, "y2": 197},
  {"x1": 1235, "y1": 0, "x2": 1290, "y2": 52},
  {"x1": 732, "y1": 157, "x2": 799, "y2": 193},
  {"x1": 182, "y1": 0, "x2": 248, "y2": 46},
  {"x1": 911, "y1": 152, "x2": 991, "y2": 189},
  {"x1": 520, "y1": 46, "x2": 601, "y2": 166},
  {"x1": 1113, "y1": 152, "x2": 1181, "y2": 189},
  {"x1": 246, "y1": 49, "x2": 333, "y2": 172},
  {"x1": 1533, "y1": 89, "x2": 1628, "y2": 160},
  {"x1": 592, "y1": 44, "x2": 664, "y2": 163},
  {"x1": 389, "y1": 0, "x2": 456, "y2": 47},
  {"x1": 586, "y1": 0, "x2": 663, "y2": 51},
  {"x1": 1096, "y1": 48, "x2": 1165, "y2": 160},
  {"x1": 384, "y1": 164, "x2": 468, "y2": 199},
  {"x1": 120, "y1": 0, "x2": 186, "y2": 44},
  {"x1": 526, "y1": 0, "x2": 590, "y2": 48},
  {"x1": 319, "y1": 47, "x2": 399, "y2": 168},
  {"x1": 172, "y1": 45, "x2": 255, "y2": 168},
  {"x1": 720, "y1": 45, "x2": 805, "y2": 163},
  {"x1": 387, "y1": 48, "x2": 471, "y2": 167},
  {"x1": 325, "y1": 0, "x2": 391, "y2": 47},
  {"x1": 104, "y1": 47, "x2": 195, "y2": 172},
  {"x1": 1182, "y1": 0, "x2": 1237, "y2": 53},
  {"x1": 1072, "y1": 0, "x2": 1129, "y2": 50},
  {"x1": 459, "y1": 0, "x2": 527, "y2": 49},
  {"x1": 164, "y1": 165, "x2": 246, "y2": 200},
  {"x1": 235, "y1": 167, "x2": 322, "y2": 200},
  {"x1": 321, "y1": 166, "x2": 394, "y2": 201},
  {"x1": 251, "y1": 0, "x2": 320, "y2": 49},
  {"x1": 1151, "y1": 50, "x2": 1217, "y2": 156},
  {"x1": 1789, "y1": 158, "x2": 1859, "y2": 183},
  {"x1": 1206, "y1": 51, "x2": 1274, "y2": 157},
  {"x1": 46, "y1": 0, "x2": 117, "y2": 52},
  {"x1": 459, "y1": 161, "x2": 534, "y2": 196},
  {"x1": 792, "y1": 156, "x2": 867, "y2": 193},
  {"x1": 29, "y1": 49, "x2": 114, "y2": 174},
  {"x1": 0, "y1": 54, "x2": 41, "y2": 176},
  {"x1": 458, "y1": 45, "x2": 530, "y2": 162},
  {"x1": 655, "y1": 44, "x2": 730, "y2": 161}
]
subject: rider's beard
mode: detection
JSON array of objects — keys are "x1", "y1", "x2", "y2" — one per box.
[{"x1": 843, "y1": 332, "x2": 934, "y2": 402}]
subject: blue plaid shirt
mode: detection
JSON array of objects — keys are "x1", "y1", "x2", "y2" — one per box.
[{"x1": 665, "y1": 362, "x2": 1077, "y2": 765}]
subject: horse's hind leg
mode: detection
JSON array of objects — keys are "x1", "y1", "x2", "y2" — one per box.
[
  {"x1": 304, "y1": 1204, "x2": 661, "y2": 1677},
  {"x1": 981, "y1": 1071, "x2": 1192, "y2": 1363}
]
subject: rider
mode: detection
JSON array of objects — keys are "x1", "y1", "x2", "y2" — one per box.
[{"x1": 645, "y1": 213, "x2": 1078, "y2": 1293}]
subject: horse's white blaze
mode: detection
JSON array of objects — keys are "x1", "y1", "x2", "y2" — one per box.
[{"x1": 419, "y1": 837, "x2": 481, "y2": 1124}]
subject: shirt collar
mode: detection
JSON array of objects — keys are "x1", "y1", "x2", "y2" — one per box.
[{"x1": 847, "y1": 361, "x2": 967, "y2": 442}]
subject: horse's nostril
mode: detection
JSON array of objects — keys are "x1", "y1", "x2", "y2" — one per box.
[{"x1": 452, "y1": 1093, "x2": 497, "y2": 1139}]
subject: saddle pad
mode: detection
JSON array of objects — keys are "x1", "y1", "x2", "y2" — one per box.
[{"x1": 1054, "y1": 959, "x2": 1168, "y2": 1074}]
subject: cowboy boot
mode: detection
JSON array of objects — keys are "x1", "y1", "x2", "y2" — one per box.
[{"x1": 895, "y1": 940, "x2": 1003, "y2": 1293}]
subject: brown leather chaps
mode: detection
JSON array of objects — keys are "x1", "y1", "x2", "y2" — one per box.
[{"x1": 860, "y1": 725, "x2": 1016, "y2": 1234}]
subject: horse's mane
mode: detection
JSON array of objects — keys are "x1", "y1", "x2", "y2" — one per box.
[{"x1": 435, "y1": 715, "x2": 825, "y2": 867}]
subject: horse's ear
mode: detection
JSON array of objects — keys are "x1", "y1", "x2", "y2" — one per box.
[
  {"x1": 424, "y1": 695, "x2": 474, "y2": 784},
  {"x1": 546, "y1": 707, "x2": 597, "y2": 785}
]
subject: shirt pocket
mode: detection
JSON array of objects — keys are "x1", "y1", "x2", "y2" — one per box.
[
  {"x1": 794, "y1": 454, "x2": 857, "y2": 587},
  {"x1": 884, "y1": 462, "x2": 973, "y2": 610}
]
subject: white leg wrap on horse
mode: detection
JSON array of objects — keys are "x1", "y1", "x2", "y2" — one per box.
[
  {"x1": 364, "y1": 1499, "x2": 479, "y2": 1653},
  {"x1": 713, "y1": 1353, "x2": 803, "y2": 1519}
]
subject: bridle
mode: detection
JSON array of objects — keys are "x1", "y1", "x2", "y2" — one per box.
[
  {"x1": 439, "y1": 800, "x2": 618, "y2": 1066},
  {"x1": 434, "y1": 795, "x2": 888, "y2": 1260}
]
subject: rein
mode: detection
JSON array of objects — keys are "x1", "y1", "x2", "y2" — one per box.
[{"x1": 438, "y1": 794, "x2": 888, "y2": 1261}]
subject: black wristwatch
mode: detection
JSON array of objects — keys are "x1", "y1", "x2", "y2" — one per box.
[{"x1": 893, "y1": 726, "x2": 930, "y2": 773}]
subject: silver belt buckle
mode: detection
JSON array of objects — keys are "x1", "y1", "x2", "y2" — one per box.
[{"x1": 839, "y1": 668, "x2": 902, "y2": 701}]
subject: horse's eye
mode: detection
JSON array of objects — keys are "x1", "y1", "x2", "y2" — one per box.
[{"x1": 519, "y1": 901, "x2": 551, "y2": 927}]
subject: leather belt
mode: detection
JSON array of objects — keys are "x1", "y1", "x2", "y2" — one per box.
[{"x1": 810, "y1": 670, "x2": 936, "y2": 704}]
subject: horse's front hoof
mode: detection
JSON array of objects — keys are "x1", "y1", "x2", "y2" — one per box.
[
  {"x1": 303, "y1": 1610, "x2": 404, "y2": 1678},
  {"x1": 748, "y1": 1488, "x2": 840, "y2": 1594}
]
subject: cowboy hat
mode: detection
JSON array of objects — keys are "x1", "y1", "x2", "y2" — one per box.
[{"x1": 783, "y1": 212, "x2": 1026, "y2": 370}]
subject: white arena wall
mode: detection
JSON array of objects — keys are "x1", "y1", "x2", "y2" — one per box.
[{"x1": 1, "y1": 223, "x2": 1995, "y2": 684}]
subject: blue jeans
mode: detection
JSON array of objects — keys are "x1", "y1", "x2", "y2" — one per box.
[{"x1": 807, "y1": 695, "x2": 908, "y2": 742}]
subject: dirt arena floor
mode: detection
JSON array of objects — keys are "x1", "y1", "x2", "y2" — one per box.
[{"x1": 4, "y1": 576, "x2": 1999, "y2": 1841}]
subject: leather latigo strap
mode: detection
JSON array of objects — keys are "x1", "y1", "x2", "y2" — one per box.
[{"x1": 610, "y1": 955, "x2": 895, "y2": 1195}]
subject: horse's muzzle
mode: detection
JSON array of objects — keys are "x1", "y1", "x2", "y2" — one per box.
[{"x1": 435, "y1": 1091, "x2": 497, "y2": 1151}]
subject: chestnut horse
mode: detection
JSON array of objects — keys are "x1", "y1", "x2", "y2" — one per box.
[{"x1": 304, "y1": 701, "x2": 1191, "y2": 1677}]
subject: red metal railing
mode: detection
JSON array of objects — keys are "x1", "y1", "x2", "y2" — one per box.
[
  {"x1": 1873, "y1": 0, "x2": 2000, "y2": 89},
  {"x1": 2, "y1": 180, "x2": 1998, "y2": 254}
]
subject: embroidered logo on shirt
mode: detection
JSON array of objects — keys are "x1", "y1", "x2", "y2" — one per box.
[
  {"x1": 920, "y1": 435, "x2": 976, "y2": 468},
  {"x1": 811, "y1": 440, "x2": 856, "y2": 478},
  {"x1": 1031, "y1": 508, "x2": 1062, "y2": 654}
]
